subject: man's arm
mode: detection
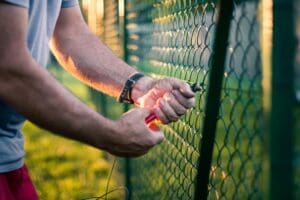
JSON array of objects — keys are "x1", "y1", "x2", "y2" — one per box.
[
  {"x1": 50, "y1": 6, "x2": 196, "y2": 124},
  {"x1": 50, "y1": 5, "x2": 140, "y2": 98},
  {"x1": 0, "y1": 3, "x2": 163, "y2": 157}
]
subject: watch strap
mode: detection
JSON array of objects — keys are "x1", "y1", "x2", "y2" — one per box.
[{"x1": 118, "y1": 73, "x2": 145, "y2": 104}]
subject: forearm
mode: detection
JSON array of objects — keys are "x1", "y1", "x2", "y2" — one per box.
[
  {"x1": 49, "y1": 6, "x2": 195, "y2": 126},
  {"x1": 50, "y1": 24, "x2": 138, "y2": 98},
  {"x1": 0, "y1": 3, "x2": 165, "y2": 158},
  {"x1": 0, "y1": 50, "x2": 115, "y2": 150}
]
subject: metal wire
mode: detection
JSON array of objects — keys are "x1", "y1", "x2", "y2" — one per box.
[
  {"x1": 80, "y1": 0, "x2": 300, "y2": 199},
  {"x1": 124, "y1": 0, "x2": 264, "y2": 199},
  {"x1": 207, "y1": 2, "x2": 264, "y2": 199}
]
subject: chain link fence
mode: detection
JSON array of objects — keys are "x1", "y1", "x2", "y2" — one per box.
[
  {"x1": 80, "y1": 0, "x2": 298, "y2": 199},
  {"x1": 124, "y1": 1, "x2": 264, "y2": 199},
  {"x1": 208, "y1": 2, "x2": 264, "y2": 199}
]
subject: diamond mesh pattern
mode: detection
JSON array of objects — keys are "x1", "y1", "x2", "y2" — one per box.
[
  {"x1": 79, "y1": 0, "x2": 300, "y2": 199},
  {"x1": 125, "y1": 1, "x2": 264, "y2": 199}
]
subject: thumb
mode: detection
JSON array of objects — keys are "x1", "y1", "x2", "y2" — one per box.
[
  {"x1": 149, "y1": 128, "x2": 165, "y2": 144},
  {"x1": 178, "y1": 82, "x2": 195, "y2": 98},
  {"x1": 134, "y1": 108, "x2": 152, "y2": 118},
  {"x1": 168, "y1": 78, "x2": 195, "y2": 98}
]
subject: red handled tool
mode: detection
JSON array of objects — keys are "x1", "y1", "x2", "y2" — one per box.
[{"x1": 145, "y1": 83, "x2": 203, "y2": 124}]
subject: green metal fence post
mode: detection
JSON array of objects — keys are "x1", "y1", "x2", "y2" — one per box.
[
  {"x1": 194, "y1": 1, "x2": 234, "y2": 199},
  {"x1": 124, "y1": 155, "x2": 131, "y2": 200},
  {"x1": 120, "y1": 0, "x2": 132, "y2": 199},
  {"x1": 270, "y1": 0, "x2": 296, "y2": 199}
]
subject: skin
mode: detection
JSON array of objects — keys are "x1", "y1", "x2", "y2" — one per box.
[{"x1": 0, "y1": 3, "x2": 195, "y2": 157}]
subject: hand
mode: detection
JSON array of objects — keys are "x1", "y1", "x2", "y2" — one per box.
[
  {"x1": 106, "y1": 108, "x2": 164, "y2": 157},
  {"x1": 131, "y1": 77, "x2": 196, "y2": 124}
]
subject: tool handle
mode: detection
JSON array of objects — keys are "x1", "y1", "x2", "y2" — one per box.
[
  {"x1": 145, "y1": 113, "x2": 157, "y2": 124},
  {"x1": 145, "y1": 83, "x2": 202, "y2": 124}
]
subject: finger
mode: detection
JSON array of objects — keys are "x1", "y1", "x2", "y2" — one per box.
[
  {"x1": 178, "y1": 82, "x2": 195, "y2": 98},
  {"x1": 172, "y1": 90, "x2": 196, "y2": 109},
  {"x1": 132, "y1": 107, "x2": 152, "y2": 118},
  {"x1": 109, "y1": 149, "x2": 149, "y2": 158},
  {"x1": 131, "y1": 150, "x2": 150, "y2": 157},
  {"x1": 149, "y1": 130, "x2": 164, "y2": 144},
  {"x1": 108, "y1": 144, "x2": 151, "y2": 156},
  {"x1": 153, "y1": 107, "x2": 169, "y2": 124},
  {"x1": 127, "y1": 149, "x2": 150, "y2": 157},
  {"x1": 168, "y1": 78, "x2": 195, "y2": 98},
  {"x1": 163, "y1": 92, "x2": 187, "y2": 116},
  {"x1": 158, "y1": 98, "x2": 180, "y2": 122},
  {"x1": 135, "y1": 133, "x2": 164, "y2": 153}
]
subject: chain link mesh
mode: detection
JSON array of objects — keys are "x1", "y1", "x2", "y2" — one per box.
[
  {"x1": 125, "y1": 0, "x2": 264, "y2": 199},
  {"x1": 79, "y1": 0, "x2": 300, "y2": 199},
  {"x1": 208, "y1": 2, "x2": 264, "y2": 199},
  {"x1": 126, "y1": 1, "x2": 209, "y2": 199}
]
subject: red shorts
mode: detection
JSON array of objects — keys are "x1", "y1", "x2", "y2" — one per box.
[{"x1": 0, "y1": 165, "x2": 39, "y2": 200}]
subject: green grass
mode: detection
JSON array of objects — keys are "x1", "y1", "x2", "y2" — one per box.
[{"x1": 22, "y1": 65, "x2": 124, "y2": 200}]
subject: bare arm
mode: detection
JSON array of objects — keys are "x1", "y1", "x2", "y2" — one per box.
[
  {"x1": 0, "y1": 3, "x2": 163, "y2": 157},
  {"x1": 50, "y1": 6, "x2": 196, "y2": 124},
  {"x1": 50, "y1": 6, "x2": 145, "y2": 98}
]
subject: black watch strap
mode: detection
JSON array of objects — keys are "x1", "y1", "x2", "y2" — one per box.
[{"x1": 118, "y1": 73, "x2": 145, "y2": 104}]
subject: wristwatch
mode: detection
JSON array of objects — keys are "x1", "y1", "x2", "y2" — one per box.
[{"x1": 118, "y1": 73, "x2": 145, "y2": 104}]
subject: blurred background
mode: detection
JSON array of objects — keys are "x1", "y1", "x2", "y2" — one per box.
[{"x1": 23, "y1": 0, "x2": 299, "y2": 199}]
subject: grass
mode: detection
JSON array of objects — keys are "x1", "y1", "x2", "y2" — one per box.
[{"x1": 22, "y1": 65, "x2": 124, "y2": 200}]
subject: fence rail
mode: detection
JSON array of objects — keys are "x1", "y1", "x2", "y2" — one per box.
[{"x1": 80, "y1": 0, "x2": 299, "y2": 199}]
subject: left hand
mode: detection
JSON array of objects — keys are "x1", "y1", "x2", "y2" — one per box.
[{"x1": 131, "y1": 76, "x2": 196, "y2": 124}]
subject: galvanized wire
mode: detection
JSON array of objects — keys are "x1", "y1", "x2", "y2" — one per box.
[
  {"x1": 126, "y1": 1, "x2": 209, "y2": 199},
  {"x1": 125, "y1": 0, "x2": 264, "y2": 199},
  {"x1": 80, "y1": 0, "x2": 300, "y2": 199},
  {"x1": 207, "y1": 1, "x2": 264, "y2": 199}
]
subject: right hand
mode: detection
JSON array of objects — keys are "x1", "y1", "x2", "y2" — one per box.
[
  {"x1": 131, "y1": 77, "x2": 195, "y2": 124},
  {"x1": 106, "y1": 108, "x2": 164, "y2": 157}
]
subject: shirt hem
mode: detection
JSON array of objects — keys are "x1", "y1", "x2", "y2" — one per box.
[
  {"x1": 2, "y1": 0, "x2": 29, "y2": 8},
  {"x1": 0, "y1": 158, "x2": 24, "y2": 173},
  {"x1": 61, "y1": 0, "x2": 79, "y2": 8}
]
